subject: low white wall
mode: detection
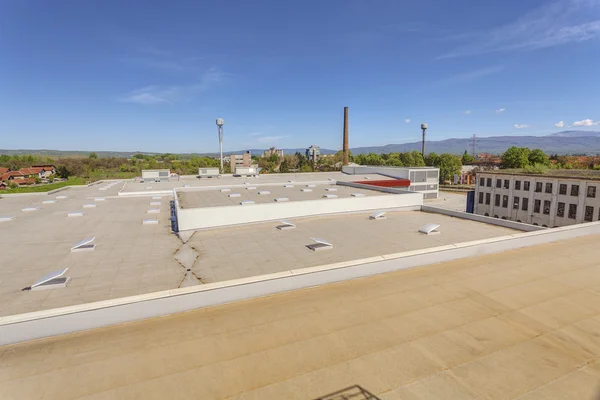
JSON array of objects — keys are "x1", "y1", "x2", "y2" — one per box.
[
  {"x1": 420, "y1": 205, "x2": 547, "y2": 232},
  {"x1": 176, "y1": 193, "x2": 424, "y2": 230},
  {"x1": 2, "y1": 220, "x2": 600, "y2": 345}
]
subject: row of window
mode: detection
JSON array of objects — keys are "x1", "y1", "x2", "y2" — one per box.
[
  {"x1": 478, "y1": 177, "x2": 596, "y2": 198},
  {"x1": 478, "y1": 193, "x2": 596, "y2": 221}
]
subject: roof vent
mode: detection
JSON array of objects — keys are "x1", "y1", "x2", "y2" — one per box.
[
  {"x1": 419, "y1": 223, "x2": 441, "y2": 235},
  {"x1": 284, "y1": 184, "x2": 294, "y2": 188},
  {"x1": 94, "y1": 198, "x2": 106, "y2": 202},
  {"x1": 152, "y1": 196, "x2": 162, "y2": 199},
  {"x1": 258, "y1": 190, "x2": 271, "y2": 195},
  {"x1": 364, "y1": 176, "x2": 371, "y2": 179},
  {"x1": 147, "y1": 208, "x2": 160, "y2": 214},
  {"x1": 220, "y1": 188, "x2": 231, "y2": 192},
  {"x1": 42, "y1": 200, "x2": 56, "y2": 204},
  {"x1": 22, "y1": 207, "x2": 39, "y2": 212},
  {"x1": 83, "y1": 204, "x2": 97, "y2": 208},
  {"x1": 0, "y1": 216, "x2": 14, "y2": 222},
  {"x1": 228, "y1": 193, "x2": 241, "y2": 198},
  {"x1": 183, "y1": 184, "x2": 190, "y2": 188},
  {"x1": 71, "y1": 237, "x2": 95, "y2": 252},
  {"x1": 307, "y1": 238, "x2": 333, "y2": 251},
  {"x1": 56, "y1": 195, "x2": 67, "y2": 199},
  {"x1": 274, "y1": 197, "x2": 289, "y2": 202},
  {"x1": 323, "y1": 194, "x2": 338, "y2": 199},
  {"x1": 240, "y1": 200, "x2": 255, "y2": 205},
  {"x1": 301, "y1": 188, "x2": 313, "y2": 192},
  {"x1": 326, "y1": 188, "x2": 337, "y2": 192},
  {"x1": 328, "y1": 178, "x2": 335, "y2": 181},
  {"x1": 276, "y1": 221, "x2": 296, "y2": 230},
  {"x1": 67, "y1": 212, "x2": 84, "y2": 217},
  {"x1": 246, "y1": 186, "x2": 257, "y2": 190},
  {"x1": 150, "y1": 201, "x2": 161, "y2": 206},
  {"x1": 351, "y1": 193, "x2": 365, "y2": 197},
  {"x1": 143, "y1": 218, "x2": 159, "y2": 225},
  {"x1": 370, "y1": 211, "x2": 387, "y2": 220},
  {"x1": 306, "y1": 184, "x2": 316, "y2": 188},
  {"x1": 28, "y1": 268, "x2": 71, "y2": 291}
]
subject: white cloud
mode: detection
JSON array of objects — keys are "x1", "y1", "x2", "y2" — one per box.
[
  {"x1": 496, "y1": 108, "x2": 506, "y2": 114},
  {"x1": 435, "y1": 65, "x2": 504, "y2": 87},
  {"x1": 514, "y1": 124, "x2": 530, "y2": 129},
  {"x1": 572, "y1": 119, "x2": 599, "y2": 127},
  {"x1": 404, "y1": 119, "x2": 411, "y2": 124},
  {"x1": 438, "y1": 0, "x2": 600, "y2": 59},
  {"x1": 119, "y1": 67, "x2": 226, "y2": 105},
  {"x1": 464, "y1": 110, "x2": 472, "y2": 115},
  {"x1": 555, "y1": 120, "x2": 565, "y2": 128}
]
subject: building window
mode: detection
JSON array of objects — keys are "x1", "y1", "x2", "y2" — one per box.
[
  {"x1": 485, "y1": 193, "x2": 490, "y2": 205},
  {"x1": 568, "y1": 204, "x2": 577, "y2": 219},
  {"x1": 479, "y1": 192, "x2": 484, "y2": 204},
  {"x1": 545, "y1": 183, "x2": 553, "y2": 194},
  {"x1": 585, "y1": 206, "x2": 594, "y2": 222},
  {"x1": 502, "y1": 195, "x2": 508, "y2": 208},
  {"x1": 495, "y1": 194, "x2": 501, "y2": 207},
  {"x1": 535, "y1": 182, "x2": 543, "y2": 193},
  {"x1": 513, "y1": 197, "x2": 519, "y2": 209},
  {"x1": 543, "y1": 200, "x2": 551, "y2": 215},
  {"x1": 504, "y1": 179, "x2": 510, "y2": 189},
  {"x1": 479, "y1": 178, "x2": 485, "y2": 186},
  {"x1": 534, "y1": 199, "x2": 541, "y2": 213},
  {"x1": 524, "y1": 181, "x2": 530, "y2": 191},
  {"x1": 486, "y1": 178, "x2": 492, "y2": 187},
  {"x1": 496, "y1": 179, "x2": 502, "y2": 188},
  {"x1": 515, "y1": 180, "x2": 521, "y2": 190},
  {"x1": 571, "y1": 185, "x2": 579, "y2": 196},
  {"x1": 587, "y1": 186, "x2": 596, "y2": 198},
  {"x1": 557, "y1": 202, "x2": 565, "y2": 218},
  {"x1": 522, "y1": 198, "x2": 528, "y2": 211},
  {"x1": 559, "y1": 184, "x2": 567, "y2": 195}
]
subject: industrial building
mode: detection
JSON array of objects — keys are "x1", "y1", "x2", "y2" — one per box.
[
  {"x1": 262, "y1": 147, "x2": 284, "y2": 158},
  {"x1": 475, "y1": 170, "x2": 600, "y2": 227},
  {"x1": 229, "y1": 151, "x2": 252, "y2": 171}
]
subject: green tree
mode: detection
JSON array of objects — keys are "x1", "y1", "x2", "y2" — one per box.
[
  {"x1": 461, "y1": 150, "x2": 475, "y2": 164},
  {"x1": 300, "y1": 164, "x2": 313, "y2": 173},
  {"x1": 8, "y1": 181, "x2": 19, "y2": 189},
  {"x1": 34, "y1": 176, "x2": 42, "y2": 184},
  {"x1": 89, "y1": 152, "x2": 98, "y2": 159},
  {"x1": 56, "y1": 165, "x2": 71, "y2": 179},
  {"x1": 424, "y1": 152, "x2": 440, "y2": 166},
  {"x1": 528, "y1": 149, "x2": 549, "y2": 166},
  {"x1": 279, "y1": 158, "x2": 289, "y2": 173},
  {"x1": 436, "y1": 153, "x2": 463, "y2": 183},
  {"x1": 501, "y1": 147, "x2": 531, "y2": 169}
]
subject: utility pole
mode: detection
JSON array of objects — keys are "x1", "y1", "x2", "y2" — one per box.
[
  {"x1": 216, "y1": 118, "x2": 224, "y2": 172},
  {"x1": 343, "y1": 107, "x2": 349, "y2": 166}
]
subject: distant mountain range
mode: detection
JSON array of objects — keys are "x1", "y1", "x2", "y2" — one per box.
[{"x1": 2, "y1": 130, "x2": 600, "y2": 157}]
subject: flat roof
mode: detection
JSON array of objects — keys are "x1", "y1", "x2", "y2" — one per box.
[
  {"x1": 2, "y1": 234, "x2": 598, "y2": 399},
  {"x1": 187, "y1": 210, "x2": 518, "y2": 283},
  {"x1": 481, "y1": 169, "x2": 600, "y2": 181},
  {"x1": 177, "y1": 184, "x2": 386, "y2": 209}
]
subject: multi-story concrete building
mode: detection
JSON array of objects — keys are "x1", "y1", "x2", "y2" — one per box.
[
  {"x1": 230, "y1": 151, "x2": 251, "y2": 172},
  {"x1": 262, "y1": 147, "x2": 284, "y2": 158},
  {"x1": 306, "y1": 145, "x2": 320, "y2": 164},
  {"x1": 475, "y1": 170, "x2": 600, "y2": 227}
]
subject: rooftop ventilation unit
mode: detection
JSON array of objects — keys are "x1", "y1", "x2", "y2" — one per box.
[
  {"x1": 228, "y1": 193, "x2": 241, "y2": 198},
  {"x1": 284, "y1": 184, "x2": 294, "y2": 188},
  {"x1": 323, "y1": 194, "x2": 338, "y2": 199},
  {"x1": 301, "y1": 188, "x2": 313, "y2": 192},
  {"x1": 306, "y1": 184, "x2": 316, "y2": 188},
  {"x1": 220, "y1": 188, "x2": 231, "y2": 192},
  {"x1": 22, "y1": 207, "x2": 39, "y2": 212},
  {"x1": 419, "y1": 223, "x2": 441, "y2": 235},
  {"x1": 246, "y1": 186, "x2": 256, "y2": 190},
  {"x1": 288, "y1": 180, "x2": 294, "y2": 183},
  {"x1": 258, "y1": 190, "x2": 271, "y2": 195},
  {"x1": 94, "y1": 198, "x2": 106, "y2": 202},
  {"x1": 307, "y1": 238, "x2": 333, "y2": 251},
  {"x1": 67, "y1": 212, "x2": 84, "y2": 217},
  {"x1": 276, "y1": 220, "x2": 296, "y2": 230},
  {"x1": 56, "y1": 195, "x2": 67, "y2": 199},
  {"x1": 83, "y1": 204, "x2": 96, "y2": 208},
  {"x1": 27, "y1": 268, "x2": 71, "y2": 291},
  {"x1": 147, "y1": 209, "x2": 160, "y2": 214},
  {"x1": 71, "y1": 237, "x2": 95, "y2": 252},
  {"x1": 152, "y1": 196, "x2": 162, "y2": 199},
  {"x1": 143, "y1": 218, "x2": 159, "y2": 225},
  {"x1": 370, "y1": 211, "x2": 387, "y2": 220},
  {"x1": 351, "y1": 193, "x2": 365, "y2": 197},
  {"x1": 150, "y1": 201, "x2": 161, "y2": 206},
  {"x1": 274, "y1": 197, "x2": 289, "y2": 202},
  {"x1": 326, "y1": 188, "x2": 337, "y2": 192},
  {"x1": 42, "y1": 200, "x2": 56, "y2": 204},
  {"x1": 240, "y1": 200, "x2": 255, "y2": 205},
  {"x1": 0, "y1": 216, "x2": 14, "y2": 222}
]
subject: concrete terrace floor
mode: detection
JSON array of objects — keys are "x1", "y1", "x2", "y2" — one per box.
[
  {"x1": 187, "y1": 210, "x2": 517, "y2": 283},
  {"x1": 1, "y1": 235, "x2": 600, "y2": 399}
]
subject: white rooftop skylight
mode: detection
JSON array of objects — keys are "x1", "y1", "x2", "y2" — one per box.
[
  {"x1": 71, "y1": 237, "x2": 95, "y2": 252},
  {"x1": 369, "y1": 211, "x2": 387, "y2": 220},
  {"x1": 419, "y1": 223, "x2": 441, "y2": 235}
]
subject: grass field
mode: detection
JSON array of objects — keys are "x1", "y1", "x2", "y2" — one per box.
[{"x1": 1, "y1": 177, "x2": 87, "y2": 194}]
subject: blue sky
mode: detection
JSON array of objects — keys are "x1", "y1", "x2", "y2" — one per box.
[{"x1": 1, "y1": 0, "x2": 600, "y2": 153}]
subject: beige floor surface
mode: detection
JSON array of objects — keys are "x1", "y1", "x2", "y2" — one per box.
[{"x1": 1, "y1": 235, "x2": 599, "y2": 400}]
